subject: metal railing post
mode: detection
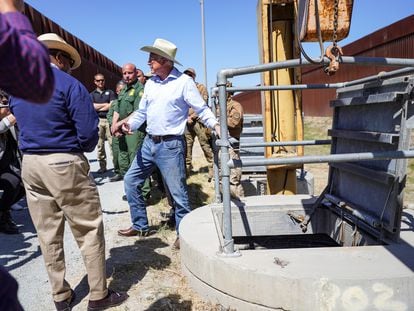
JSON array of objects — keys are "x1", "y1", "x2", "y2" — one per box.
[
  {"x1": 216, "y1": 72, "x2": 239, "y2": 256},
  {"x1": 210, "y1": 91, "x2": 221, "y2": 204}
]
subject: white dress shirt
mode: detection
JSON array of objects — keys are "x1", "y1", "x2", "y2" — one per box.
[{"x1": 128, "y1": 67, "x2": 217, "y2": 135}]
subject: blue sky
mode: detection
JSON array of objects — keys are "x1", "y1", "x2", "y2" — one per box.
[{"x1": 25, "y1": 1, "x2": 413, "y2": 91}]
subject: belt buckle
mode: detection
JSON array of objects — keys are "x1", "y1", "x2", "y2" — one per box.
[{"x1": 152, "y1": 135, "x2": 162, "y2": 143}]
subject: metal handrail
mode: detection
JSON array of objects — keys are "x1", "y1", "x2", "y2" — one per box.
[
  {"x1": 214, "y1": 58, "x2": 414, "y2": 256},
  {"x1": 228, "y1": 150, "x2": 414, "y2": 168},
  {"x1": 239, "y1": 139, "x2": 331, "y2": 148}
]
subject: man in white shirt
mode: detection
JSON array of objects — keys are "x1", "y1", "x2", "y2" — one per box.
[{"x1": 113, "y1": 38, "x2": 219, "y2": 249}]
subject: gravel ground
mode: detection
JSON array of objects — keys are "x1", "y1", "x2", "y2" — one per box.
[
  {"x1": 0, "y1": 121, "x2": 333, "y2": 311},
  {"x1": 3, "y1": 117, "x2": 410, "y2": 310},
  {"x1": 1, "y1": 141, "x2": 219, "y2": 311}
]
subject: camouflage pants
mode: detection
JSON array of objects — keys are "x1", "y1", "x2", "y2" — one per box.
[
  {"x1": 185, "y1": 121, "x2": 213, "y2": 178},
  {"x1": 229, "y1": 148, "x2": 244, "y2": 198},
  {"x1": 218, "y1": 147, "x2": 244, "y2": 199}
]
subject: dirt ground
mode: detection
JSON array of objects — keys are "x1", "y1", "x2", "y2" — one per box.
[
  {"x1": 3, "y1": 139, "x2": 225, "y2": 311},
  {"x1": 4, "y1": 116, "x2": 412, "y2": 310}
]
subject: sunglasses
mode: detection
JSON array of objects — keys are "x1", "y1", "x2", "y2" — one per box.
[
  {"x1": 148, "y1": 53, "x2": 164, "y2": 63},
  {"x1": 58, "y1": 52, "x2": 75, "y2": 67},
  {"x1": 95, "y1": 79, "x2": 105, "y2": 82}
]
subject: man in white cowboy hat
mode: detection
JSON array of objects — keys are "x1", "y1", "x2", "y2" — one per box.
[
  {"x1": 9, "y1": 33, "x2": 128, "y2": 311},
  {"x1": 113, "y1": 38, "x2": 220, "y2": 249}
]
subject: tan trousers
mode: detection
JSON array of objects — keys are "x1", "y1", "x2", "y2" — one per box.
[
  {"x1": 97, "y1": 118, "x2": 112, "y2": 169},
  {"x1": 21, "y1": 153, "x2": 108, "y2": 302}
]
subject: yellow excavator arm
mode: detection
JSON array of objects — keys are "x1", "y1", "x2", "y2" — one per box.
[{"x1": 257, "y1": 0, "x2": 353, "y2": 194}]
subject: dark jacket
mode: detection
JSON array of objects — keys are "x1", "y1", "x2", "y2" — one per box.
[{"x1": 10, "y1": 67, "x2": 99, "y2": 154}]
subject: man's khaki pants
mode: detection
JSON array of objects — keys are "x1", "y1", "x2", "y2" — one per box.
[
  {"x1": 22, "y1": 153, "x2": 108, "y2": 302},
  {"x1": 97, "y1": 118, "x2": 112, "y2": 170}
]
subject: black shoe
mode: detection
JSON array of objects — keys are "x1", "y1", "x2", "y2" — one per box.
[
  {"x1": 97, "y1": 168, "x2": 107, "y2": 174},
  {"x1": 0, "y1": 212, "x2": 19, "y2": 234},
  {"x1": 54, "y1": 289, "x2": 75, "y2": 311},
  {"x1": 0, "y1": 221, "x2": 19, "y2": 234},
  {"x1": 109, "y1": 175, "x2": 123, "y2": 182},
  {"x1": 122, "y1": 195, "x2": 127, "y2": 201},
  {"x1": 144, "y1": 194, "x2": 154, "y2": 205}
]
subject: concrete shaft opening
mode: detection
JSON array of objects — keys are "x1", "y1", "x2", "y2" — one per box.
[{"x1": 181, "y1": 72, "x2": 414, "y2": 311}]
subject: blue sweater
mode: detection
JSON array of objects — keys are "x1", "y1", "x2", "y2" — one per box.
[{"x1": 10, "y1": 67, "x2": 99, "y2": 154}]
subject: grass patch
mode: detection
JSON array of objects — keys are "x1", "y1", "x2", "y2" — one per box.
[{"x1": 303, "y1": 116, "x2": 332, "y2": 156}]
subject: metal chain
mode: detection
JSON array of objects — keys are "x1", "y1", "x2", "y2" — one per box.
[{"x1": 332, "y1": 0, "x2": 339, "y2": 47}]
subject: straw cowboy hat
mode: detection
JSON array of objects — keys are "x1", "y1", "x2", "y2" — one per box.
[
  {"x1": 37, "y1": 33, "x2": 81, "y2": 69},
  {"x1": 140, "y1": 38, "x2": 182, "y2": 66}
]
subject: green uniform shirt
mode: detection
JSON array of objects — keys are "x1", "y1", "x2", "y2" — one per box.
[{"x1": 115, "y1": 80, "x2": 144, "y2": 120}]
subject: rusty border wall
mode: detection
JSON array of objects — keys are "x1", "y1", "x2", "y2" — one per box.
[
  {"x1": 24, "y1": 3, "x2": 122, "y2": 92},
  {"x1": 233, "y1": 14, "x2": 414, "y2": 117}
]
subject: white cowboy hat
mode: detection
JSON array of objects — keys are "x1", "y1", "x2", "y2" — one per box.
[
  {"x1": 37, "y1": 33, "x2": 81, "y2": 69},
  {"x1": 140, "y1": 38, "x2": 182, "y2": 66}
]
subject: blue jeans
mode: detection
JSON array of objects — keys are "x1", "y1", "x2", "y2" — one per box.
[{"x1": 124, "y1": 135, "x2": 190, "y2": 233}]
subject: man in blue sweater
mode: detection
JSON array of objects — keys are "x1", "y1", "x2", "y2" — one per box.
[{"x1": 10, "y1": 33, "x2": 127, "y2": 311}]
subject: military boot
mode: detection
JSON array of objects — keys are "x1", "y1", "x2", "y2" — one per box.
[
  {"x1": 97, "y1": 161, "x2": 107, "y2": 174},
  {"x1": 186, "y1": 165, "x2": 193, "y2": 177},
  {"x1": 0, "y1": 210, "x2": 19, "y2": 234},
  {"x1": 207, "y1": 166, "x2": 214, "y2": 182}
]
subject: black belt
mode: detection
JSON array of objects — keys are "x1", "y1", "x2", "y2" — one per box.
[{"x1": 148, "y1": 134, "x2": 179, "y2": 143}]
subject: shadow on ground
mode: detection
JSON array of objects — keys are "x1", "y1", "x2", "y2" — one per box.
[
  {"x1": 145, "y1": 293, "x2": 192, "y2": 310},
  {"x1": 188, "y1": 182, "x2": 210, "y2": 208},
  {"x1": 0, "y1": 207, "x2": 41, "y2": 272},
  {"x1": 70, "y1": 237, "x2": 170, "y2": 306}
]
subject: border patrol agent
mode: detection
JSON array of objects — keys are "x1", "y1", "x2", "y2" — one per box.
[
  {"x1": 111, "y1": 64, "x2": 150, "y2": 198},
  {"x1": 183, "y1": 68, "x2": 214, "y2": 181},
  {"x1": 107, "y1": 80, "x2": 125, "y2": 182},
  {"x1": 226, "y1": 94, "x2": 245, "y2": 198}
]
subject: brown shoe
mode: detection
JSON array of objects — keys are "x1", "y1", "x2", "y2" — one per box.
[
  {"x1": 173, "y1": 237, "x2": 180, "y2": 250},
  {"x1": 117, "y1": 227, "x2": 149, "y2": 237},
  {"x1": 54, "y1": 289, "x2": 75, "y2": 311},
  {"x1": 87, "y1": 289, "x2": 128, "y2": 311}
]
